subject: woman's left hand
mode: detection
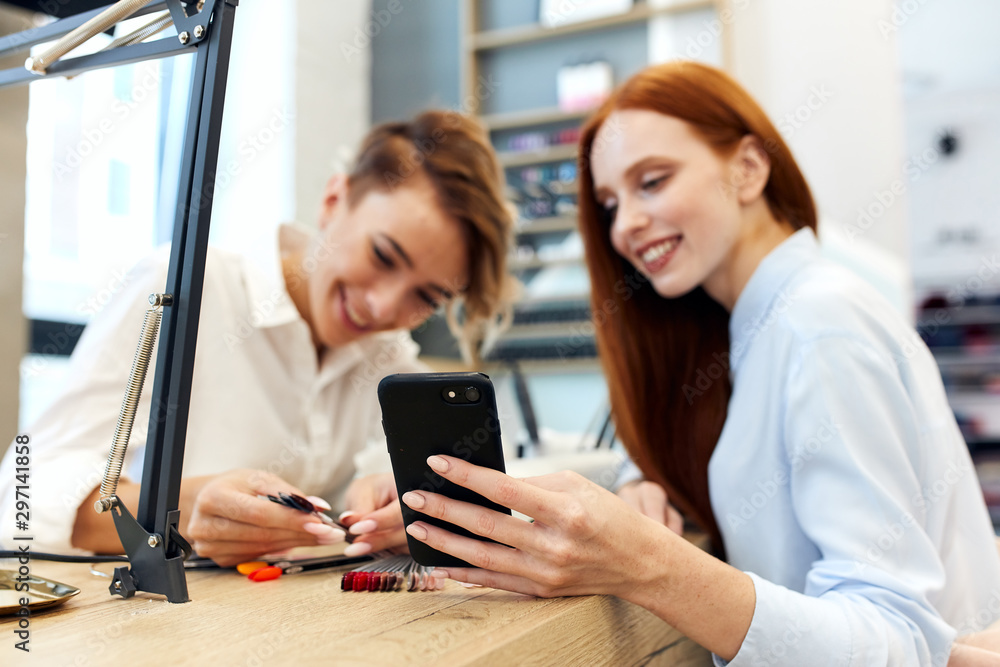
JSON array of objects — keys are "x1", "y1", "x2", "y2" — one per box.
[
  {"x1": 341, "y1": 472, "x2": 408, "y2": 556},
  {"x1": 616, "y1": 480, "x2": 684, "y2": 535},
  {"x1": 400, "y1": 454, "x2": 674, "y2": 599}
]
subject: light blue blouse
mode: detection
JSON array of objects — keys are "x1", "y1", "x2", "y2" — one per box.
[{"x1": 710, "y1": 228, "x2": 1000, "y2": 666}]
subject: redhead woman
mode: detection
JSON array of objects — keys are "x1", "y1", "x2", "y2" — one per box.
[{"x1": 396, "y1": 64, "x2": 1000, "y2": 666}]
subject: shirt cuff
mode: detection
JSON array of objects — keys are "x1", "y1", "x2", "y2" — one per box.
[
  {"x1": 614, "y1": 455, "x2": 644, "y2": 490},
  {"x1": 719, "y1": 572, "x2": 853, "y2": 667}
]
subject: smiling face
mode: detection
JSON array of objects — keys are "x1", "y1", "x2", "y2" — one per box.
[
  {"x1": 297, "y1": 175, "x2": 469, "y2": 349},
  {"x1": 590, "y1": 109, "x2": 776, "y2": 309}
]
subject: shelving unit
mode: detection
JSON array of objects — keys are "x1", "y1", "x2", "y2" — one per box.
[
  {"x1": 496, "y1": 143, "x2": 577, "y2": 168},
  {"x1": 516, "y1": 214, "x2": 578, "y2": 234},
  {"x1": 480, "y1": 106, "x2": 590, "y2": 131},
  {"x1": 509, "y1": 255, "x2": 584, "y2": 271},
  {"x1": 916, "y1": 297, "x2": 1000, "y2": 452},
  {"x1": 468, "y1": 0, "x2": 716, "y2": 52}
]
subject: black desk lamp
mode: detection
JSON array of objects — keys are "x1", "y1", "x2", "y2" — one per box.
[{"x1": 0, "y1": 0, "x2": 238, "y2": 603}]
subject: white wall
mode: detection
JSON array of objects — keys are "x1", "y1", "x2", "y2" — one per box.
[
  {"x1": 728, "y1": 0, "x2": 910, "y2": 271},
  {"x1": 293, "y1": 0, "x2": 372, "y2": 228},
  {"x1": 897, "y1": 0, "x2": 1000, "y2": 291},
  {"x1": 210, "y1": 0, "x2": 373, "y2": 258}
]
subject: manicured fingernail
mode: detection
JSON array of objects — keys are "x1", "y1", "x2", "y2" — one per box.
[
  {"x1": 316, "y1": 528, "x2": 347, "y2": 545},
  {"x1": 349, "y1": 519, "x2": 377, "y2": 535},
  {"x1": 304, "y1": 522, "x2": 340, "y2": 538},
  {"x1": 406, "y1": 523, "x2": 428, "y2": 540},
  {"x1": 430, "y1": 568, "x2": 449, "y2": 579},
  {"x1": 401, "y1": 491, "x2": 425, "y2": 509},
  {"x1": 343, "y1": 542, "x2": 372, "y2": 557},
  {"x1": 306, "y1": 495, "x2": 331, "y2": 511},
  {"x1": 459, "y1": 581, "x2": 482, "y2": 588},
  {"x1": 339, "y1": 510, "x2": 357, "y2": 522},
  {"x1": 427, "y1": 456, "x2": 448, "y2": 473}
]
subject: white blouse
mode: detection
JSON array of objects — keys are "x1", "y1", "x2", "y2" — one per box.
[{"x1": 0, "y1": 224, "x2": 424, "y2": 554}]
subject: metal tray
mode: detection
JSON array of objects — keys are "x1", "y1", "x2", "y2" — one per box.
[{"x1": 0, "y1": 569, "x2": 81, "y2": 614}]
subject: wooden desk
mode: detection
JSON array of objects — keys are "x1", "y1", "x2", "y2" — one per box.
[{"x1": 1, "y1": 560, "x2": 712, "y2": 666}]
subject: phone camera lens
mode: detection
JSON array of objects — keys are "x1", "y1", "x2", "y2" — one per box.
[{"x1": 464, "y1": 387, "x2": 481, "y2": 402}]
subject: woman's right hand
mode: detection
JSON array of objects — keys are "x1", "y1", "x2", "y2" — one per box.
[
  {"x1": 185, "y1": 469, "x2": 345, "y2": 566},
  {"x1": 616, "y1": 480, "x2": 684, "y2": 535}
]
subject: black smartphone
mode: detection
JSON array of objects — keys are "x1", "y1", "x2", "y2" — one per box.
[{"x1": 378, "y1": 372, "x2": 511, "y2": 567}]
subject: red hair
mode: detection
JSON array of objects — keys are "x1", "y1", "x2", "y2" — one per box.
[{"x1": 578, "y1": 62, "x2": 817, "y2": 551}]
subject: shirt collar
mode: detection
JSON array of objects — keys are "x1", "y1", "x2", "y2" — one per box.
[
  {"x1": 241, "y1": 222, "x2": 312, "y2": 329},
  {"x1": 728, "y1": 227, "x2": 818, "y2": 371},
  {"x1": 318, "y1": 329, "x2": 421, "y2": 387}
]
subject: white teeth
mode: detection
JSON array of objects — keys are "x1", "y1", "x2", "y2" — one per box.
[
  {"x1": 344, "y1": 298, "x2": 369, "y2": 328},
  {"x1": 640, "y1": 238, "x2": 680, "y2": 264}
]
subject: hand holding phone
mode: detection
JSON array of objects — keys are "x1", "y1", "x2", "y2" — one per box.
[{"x1": 378, "y1": 372, "x2": 511, "y2": 567}]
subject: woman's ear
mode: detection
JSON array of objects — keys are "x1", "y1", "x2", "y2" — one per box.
[
  {"x1": 732, "y1": 135, "x2": 771, "y2": 206},
  {"x1": 317, "y1": 174, "x2": 349, "y2": 231}
]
